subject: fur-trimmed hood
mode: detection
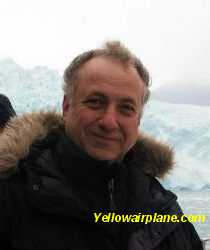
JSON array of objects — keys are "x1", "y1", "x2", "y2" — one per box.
[{"x1": 0, "y1": 111, "x2": 174, "y2": 178}]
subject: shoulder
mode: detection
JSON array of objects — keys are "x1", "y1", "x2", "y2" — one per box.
[
  {"x1": 131, "y1": 133, "x2": 175, "y2": 178},
  {"x1": 164, "y1": 221, "x2": 203, "y2": 249},
  {"x1": 0, "y1": 111, "x2": 64, "y2": 178},
  {"x1": 0, "y1": 175, "x2": 17, "y2": 220}
]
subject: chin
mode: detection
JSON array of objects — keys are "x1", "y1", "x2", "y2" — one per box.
[{"x1": 88, "y1": 149, "x2": 120, "y2": 161}]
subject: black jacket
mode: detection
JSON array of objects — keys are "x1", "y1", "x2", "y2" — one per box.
[
  {"x1": 0, "y1": 94, "x2": 16, "y2": 129},
  {"x1": 0, "y1": 111, "x2": 203, "y2": 250}
]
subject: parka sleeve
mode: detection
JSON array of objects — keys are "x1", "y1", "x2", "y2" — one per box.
[{"x1": 0, "y1": 180, "x2": 12, "y2": 249}]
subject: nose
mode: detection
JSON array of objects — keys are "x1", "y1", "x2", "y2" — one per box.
[{"x1": 98, "y1": 106, "x2": 119, "y2": 131}]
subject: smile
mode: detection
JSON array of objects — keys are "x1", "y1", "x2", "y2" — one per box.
[{"x1": 91, "y1": 133, "x2": 120, "y2": 142}]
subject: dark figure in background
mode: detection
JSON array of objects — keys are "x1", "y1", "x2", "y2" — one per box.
[
  {"x1": 0, "y1": 42, "x2": 203, "y2": 250},
  {"x1": 0, "y1": 94, "x2": 16, "y2": 130}
]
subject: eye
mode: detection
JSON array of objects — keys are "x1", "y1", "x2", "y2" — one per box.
[
  {"x1": 83, "y1": 98, "x2": 104, "y2": 109},
  {"x1": 120, "y1": 104, "x2": 136, "y2": 115}
]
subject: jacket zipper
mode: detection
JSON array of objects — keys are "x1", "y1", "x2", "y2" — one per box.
[{"x1": 108, "y1": 178, "x2": 116, "y2": 210}]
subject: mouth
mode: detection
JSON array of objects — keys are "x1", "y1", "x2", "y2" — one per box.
[{"x1": 91, "y1": 132, "x2": 121, "y2": 142}]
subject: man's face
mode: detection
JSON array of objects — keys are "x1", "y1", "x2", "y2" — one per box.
[{"x1": 63, "y1": 57, "x2": 145, "y2": 161}]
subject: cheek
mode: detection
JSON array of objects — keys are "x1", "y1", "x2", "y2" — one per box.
[
  {"x1": 73, "y1": 109, "x2": 98, "y2": 129},
  {"x1": 124, "y1": 119, "x2": 139, "y2": 141},
  {"x1": 64, "y1": 108, "x2": 80, "y2": 133}
]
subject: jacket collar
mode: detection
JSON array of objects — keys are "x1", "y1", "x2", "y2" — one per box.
[
  {"x1": 54, "y1": 130, "x2": 123, "y2": 186},
  {"x1": 0, "y1": 111, "x2": 174, "y2": 178}
]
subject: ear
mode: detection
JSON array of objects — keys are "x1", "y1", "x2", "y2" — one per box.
[
  {"x1": 62, "y1": 95, "x2": 70, "y2": 118},
  {"x1": 138, "y1": 109, "x2": 142, "y2": 126}
]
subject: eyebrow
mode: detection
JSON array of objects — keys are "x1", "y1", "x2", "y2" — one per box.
[
  {"x1": 119, "y1": 97, "x2": 137, "y2": 105},
  {"x1": 86, "y1": 92, "x2": 138, "y2": 106},
  {"x1": 86, "y1": 92, "x2": 106, "y2": 99}
]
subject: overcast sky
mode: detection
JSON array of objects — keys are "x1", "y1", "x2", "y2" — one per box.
[{"x1": 1, "y1": 0, "x2": 210, "y2": 89}]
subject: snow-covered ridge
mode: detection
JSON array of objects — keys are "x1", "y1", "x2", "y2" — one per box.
[
  {"x1": 142, "y1": 101, "x2": 210, "y2": 191},
  {"x1": 1, "y1": 58, "x2": 210, "y2": 190},
  {"x1": 0, "y1": 58, "x2": 63, "y2": 113}
]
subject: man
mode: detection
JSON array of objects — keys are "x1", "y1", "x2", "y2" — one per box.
[
  {"x1": 0, "y1": 41, "x2": 203, "y2": 250},
  {"x1": 0, "y1": 94, "x2": 16, "y2": 132}
]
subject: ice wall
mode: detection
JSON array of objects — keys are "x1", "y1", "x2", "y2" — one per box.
[{"x1": 141, "y1": 101, "x2": 210, "y2": 190}]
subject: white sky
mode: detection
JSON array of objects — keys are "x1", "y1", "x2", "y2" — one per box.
[{"x1": 1, "y1": 0, "x2": 210, "y2": 88}]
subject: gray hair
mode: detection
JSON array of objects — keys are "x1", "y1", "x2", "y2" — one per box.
[{"x1": 63, "y1": 41, "x2": 151, "y2": 104}]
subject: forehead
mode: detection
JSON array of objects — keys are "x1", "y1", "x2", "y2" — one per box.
[{"x1": 76, "y1": 57, "x2": 145, "y2": 102}]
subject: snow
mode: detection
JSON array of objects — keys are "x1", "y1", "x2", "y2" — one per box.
[
  {"x1": 0, "y1": 58, "x2": 63, "y2": 113},
  {"x1": 141, "y1": 100, "x2": 210, "y2": 190}
]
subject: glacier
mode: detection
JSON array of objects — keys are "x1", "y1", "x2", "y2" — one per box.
[
  {"x1": 0, "y1": 58, "x2": 63, "y2": 113},
  {"x1": 1, "y1": 58, "x2": 210, "y2": 191},
  {"x1": 141, "y1": 101, "x2": 210, "y2": 191}
]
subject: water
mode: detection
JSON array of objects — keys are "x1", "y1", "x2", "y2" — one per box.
[{"x1": 176, "y1": 190, "x2": 210, "y2": 248}]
